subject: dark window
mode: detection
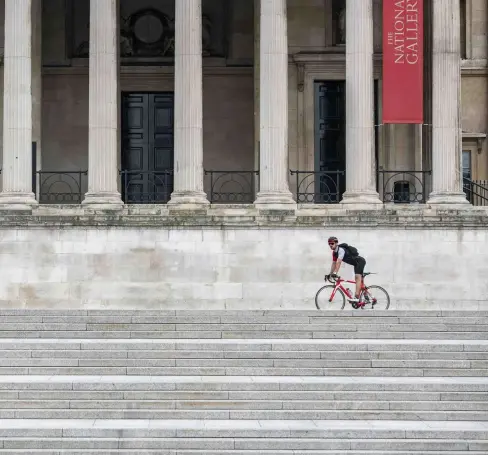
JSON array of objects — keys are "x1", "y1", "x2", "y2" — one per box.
[
  {"x1": 462, "y1": 149, "x2": 472, "y2": 180},
  {"x1": 460, "y1": 0, "x2": 467, "y2": 59}
]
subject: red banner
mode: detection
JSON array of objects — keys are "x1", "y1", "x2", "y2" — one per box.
[{"x1": 382, "y1": 0, "x2": 423, "y2": 124}]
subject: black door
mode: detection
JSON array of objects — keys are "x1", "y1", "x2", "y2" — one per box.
[
  {"x1": 121, "y1": 93, "x2": 174, "y2": 203},
  {"x1": 314, "y1": 82, "x2": 346, "y2": 203}
]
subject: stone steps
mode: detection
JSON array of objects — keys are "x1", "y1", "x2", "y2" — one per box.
[
  {"x1": 0, "y1": 453, "x2": 486, "y2": 455},
  {"x1": 0, "y1": 310, "x2": 486, "y2": 453},
  {"x1": 0, "y1": 338, "x2": 487, "y2": 376},
  {"x1": 0, "y1": 311, "x2": 485, "y2": 340},
  {"x1": 0, "y1": 377, "x2": 486, "y2": 420},
  {"x1": 0, "y1": 420, "x2": 486, "y2": 452}
]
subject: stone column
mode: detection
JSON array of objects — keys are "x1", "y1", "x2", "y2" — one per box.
[
  {"x1": 341, "y1": 0, "x2": 381, "y2": 206},
  {"x1": 253, "y1": 0, "x2": 260, "y2": 184},
  {"x1": 0, "y1": 0, "x2": 38, "y2": 209},
  {"x1": 254, "y1": 0, "x2": 295, "y2": 208},
  {"x1": 427, "y1": 0, "x2": 468, "y2": 205},
  {"x1": 83, "y1": 0, "x2": 122, "y2": 208},
  {"x1": 168, "y1": 0, "x2": 209, "y2": 208},
  {"x1": 32, "y1": 0, "x2": 42, "y2": 196}
]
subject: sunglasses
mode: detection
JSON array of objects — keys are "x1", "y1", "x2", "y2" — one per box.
[{"x1": 328, "y1": 242, "x2": 336, "y2": 246}]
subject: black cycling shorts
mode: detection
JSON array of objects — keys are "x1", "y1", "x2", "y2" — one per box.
[{"x1": 354, "y1": 256, "x2": 366, "y2": 275}]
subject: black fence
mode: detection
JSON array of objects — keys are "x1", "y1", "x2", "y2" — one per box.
[
  {"x1": 120, "y1": 170, "x2": 174, "y2": 204},
  {"x1": 377, "y1": 169, "x2": 431, "y2": 204},
  {"x1": 7, "y1": 163, "x2": 487, "y2": 207},
  {"x1": 37, "y1": 171, "x2": 88, "y2": 204},
  {"x1": 205, "y1": 170, "x2": 258, "y2": 203},
  {"x1": 290, "y1": 170, "x2": 344, "y2": 203}
]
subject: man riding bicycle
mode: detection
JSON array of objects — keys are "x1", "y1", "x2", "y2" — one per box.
[{"x1": 324, "y1": 236, "x2": 366, "y2": 303}]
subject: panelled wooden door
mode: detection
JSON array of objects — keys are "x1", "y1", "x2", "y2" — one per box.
[{"x1": 121, "y1": 93, "x2": 174, "y2": 203}]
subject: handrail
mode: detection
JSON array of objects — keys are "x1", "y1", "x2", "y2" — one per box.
[{"x1": 463, "y1": 177, "x2": 488, "y2": 206}]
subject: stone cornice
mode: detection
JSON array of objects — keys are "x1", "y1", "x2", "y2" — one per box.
[
  {"x1": 461, "y1": 59, "x2": 488, "y2": 76},
  {"x1": 0, "y1": 205, "x2": 487, "y2": 229}
]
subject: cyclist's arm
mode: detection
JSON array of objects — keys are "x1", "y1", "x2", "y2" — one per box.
[
  {"x1": 333, "y1": 258, "x2": 342, "y2": 274},
  {"x1": 332, "y1": 247, "x2": 345, "y2": 274},
  {"x1": 329, "y1": 262, "x2": 335, "y2": 274}
]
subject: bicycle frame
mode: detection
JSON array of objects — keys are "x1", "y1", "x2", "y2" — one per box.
[{"x1": 328, "y1": 276, "x2": 367, "y2": 300}]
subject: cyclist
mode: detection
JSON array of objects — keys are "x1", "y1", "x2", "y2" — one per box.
[{"x1": 324, "y1": 236, "x2": 366, "y2": 303}]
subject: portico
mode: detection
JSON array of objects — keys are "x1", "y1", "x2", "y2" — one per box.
[{"x1": 0, "y1": 0, "x2": 485, "y2": 211}]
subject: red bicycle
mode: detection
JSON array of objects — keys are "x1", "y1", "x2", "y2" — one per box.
[{"x1": 315, "y1": 273, "x2": 390, "y2": 310}]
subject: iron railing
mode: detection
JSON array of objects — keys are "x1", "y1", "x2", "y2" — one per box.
[
  {"x1": 205, "y1": 170, "x2": 259, "y2": 203},
  {"x1": 290, "y1": 170, "x2": 344, "y2": 203},
  {"x1": 377, "y1": 169, "x2": 431, "y2": 204},
  {"x1": 120, "y1": 170, "x2": 174, "y2": 204},
  {"x1": 36, "y1": 171, "x2": 88, "y2": 204},
  {"x1": 463, "y1": 178, "x2": 488, "y2": 206}
]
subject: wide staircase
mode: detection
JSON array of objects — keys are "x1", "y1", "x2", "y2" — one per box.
[{"x1": 0, "y1": 309, "x2": 487, "y2": 454}]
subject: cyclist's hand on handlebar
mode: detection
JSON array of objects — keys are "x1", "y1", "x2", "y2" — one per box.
[{"x1": 324, "y1": 274, "x2": 330, "y2": 282}]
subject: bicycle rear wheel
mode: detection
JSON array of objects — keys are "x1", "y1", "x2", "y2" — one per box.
[
  {"x1": 315, "y1": 285, "x2": 346, "y2": 310},
  {"x1": 360, "y1": 285, "x2": 390, "y2": 310}
]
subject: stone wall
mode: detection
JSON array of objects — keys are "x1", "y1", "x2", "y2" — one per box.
[
  {"x1": 0, "y1": 207, "x2": 487, "y2": 310},
  {"x1": 42, "y1": 69, "x2": 255, "y2": 195}
]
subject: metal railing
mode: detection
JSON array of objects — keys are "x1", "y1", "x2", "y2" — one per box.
[
  {"x1": 463, "y1": 178, "x2": 488, "y2": 206},
  {"x1": 120, "y1": 169, "x2": 174, "y2": 204},
  {"x1": 204, "y1": 170, "x2": 258, "y2": 203},
  {"x1": 290, "y1": 170, "x2": 344, "y2": 203},
  {"x1": 377, "y1": 169, "x2": 431, "y2": 204},
  {"x1": 36, "y1": 171, "x2": 88, "y2": 204}
]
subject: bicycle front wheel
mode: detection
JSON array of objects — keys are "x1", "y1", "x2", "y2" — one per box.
[
  {"x1": 315, "y1": 285, "x2": 346, "y2": 310},
  {"x1": 360, "y1": 285, "x2": 390, "y2": 310}
]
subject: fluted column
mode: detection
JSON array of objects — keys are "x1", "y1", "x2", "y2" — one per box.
[
  {"x1": 168, "y1": 0, "x2": 209, "y2": 208},
  {"x1": 341, "y1": 0, "x2": 381, "y2": 206},
  {"x1": 83, "y1": 0, "x2": 122, "y2": 208},
  {"x1": 427, "y1": 0, "x2": 468, "y2": 205},
  {"x1": 32, "y1": 0, "x2": 42, "y2": 196},
  {"x1": 0, "y1": 0, "x2": 38, "y2": 209},
  {"x1": 254, "y1": 0, "x2": 295, "y2": 208}
]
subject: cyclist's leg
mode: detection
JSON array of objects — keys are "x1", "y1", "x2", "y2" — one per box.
[{"x1": 353, "y1": 257, "x2": 366, "y2": 300}]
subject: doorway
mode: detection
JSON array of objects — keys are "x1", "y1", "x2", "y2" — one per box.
[
  {"x1": 314, "y1": 80, "x2": 379, "y2": 202},
  {"x1": 314, "y1": 81, "x2": 346, "y2": 202},
  {"x1": 121, "y1": 92, "x2": 174, "y2": 203}
]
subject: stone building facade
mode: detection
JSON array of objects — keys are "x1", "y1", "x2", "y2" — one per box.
[
  {"x1": 0, "y1": 0, "x2": 487, "y2": 310},
  {"x1": 0, "y1": 0, "x2": 486, "y2": 207}
]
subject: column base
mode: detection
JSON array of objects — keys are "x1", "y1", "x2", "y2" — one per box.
[
  {"x1": 427, "y1": 191, "x2": 470, "y2": 206},
  {"x1": 0, "y1": 192, "x2": 38, "y2": 211},
  {"x1": 82, "y1": 192, "x2": 123, "y2": 210},
  {"x1": 254, "y1": 191, "x2": 296, "y2": 211},
  {"x1": 167, "y1": 191, "x2": 209, "y2": 211},
  {"x1": 340, "y1": 190, "x2": 382, "y2": 209}
]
